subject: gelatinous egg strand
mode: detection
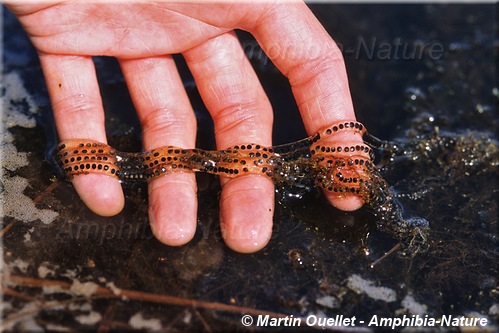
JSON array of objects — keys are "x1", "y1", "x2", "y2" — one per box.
[{"x1": 54, "y1": 120, "x2": 428, "y2": 253}]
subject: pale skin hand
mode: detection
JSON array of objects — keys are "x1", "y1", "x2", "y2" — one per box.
[{"x1": 7, "y1": 1, "x2": 363, "y2": 253}]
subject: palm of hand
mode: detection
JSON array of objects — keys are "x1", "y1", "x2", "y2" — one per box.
[{"x1": 15, "y1": 3, "x2": 245, "y2": 56}]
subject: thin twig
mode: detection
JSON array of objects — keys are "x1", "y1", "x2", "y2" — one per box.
[
  {"x1": 33, "y1": 181, "x2": 60, "y2": 205},
  {"x1": 2, "y1": 274, "x2": 373, "y2": 332},
  {"x1": 370, "y1": 243, "x2": 401, "y2": 268},
  {"x1": 0, "y1": 181, "x2": 60, "y2": 239},
  {"x1": 2, "y1": 287, "x2": 38, "y2": 302},
  {"x1": 0, "y1": 221, "x2": 16, "y2": 238},
  {"x1": 2, "y1": 274, "x2": 285, "y2": 318}
]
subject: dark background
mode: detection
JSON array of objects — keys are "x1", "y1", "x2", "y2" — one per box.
[{"x1": 2, "y1": 3, "x2": 497, "y2": 332}]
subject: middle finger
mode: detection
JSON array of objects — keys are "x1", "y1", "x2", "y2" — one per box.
[{"x1": 184, "y1": 32, "x2": 274, "y2": 253}]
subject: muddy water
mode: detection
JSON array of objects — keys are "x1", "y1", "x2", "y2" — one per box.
[{"x1": 2, "y1": 4, "x2": 497, "y2": 332}]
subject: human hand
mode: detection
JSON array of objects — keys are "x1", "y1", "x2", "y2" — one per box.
[{"x1": 7, "y1": 1, "x2": 363, "y2": 253}]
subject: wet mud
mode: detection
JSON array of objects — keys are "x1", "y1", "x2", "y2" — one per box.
[{"x1": 2, "y1": 4, "x2": 497, "y2": 332}]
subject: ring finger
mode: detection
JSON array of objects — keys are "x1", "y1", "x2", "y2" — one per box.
[{"x1": 119, "y1": 56, "x2": 198, "y2": 246}]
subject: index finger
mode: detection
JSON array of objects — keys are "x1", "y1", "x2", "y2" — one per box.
[
  {"x1": 249, "y1": 2, "x2": 356, "y2": 133},
  {"x1": 247, "y1": 3, "x2": 363, "y2": 211}
]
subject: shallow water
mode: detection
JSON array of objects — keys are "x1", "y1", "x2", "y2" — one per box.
[{"x1": 2, "y1": 4, "x2": 498, "y2": 332}]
